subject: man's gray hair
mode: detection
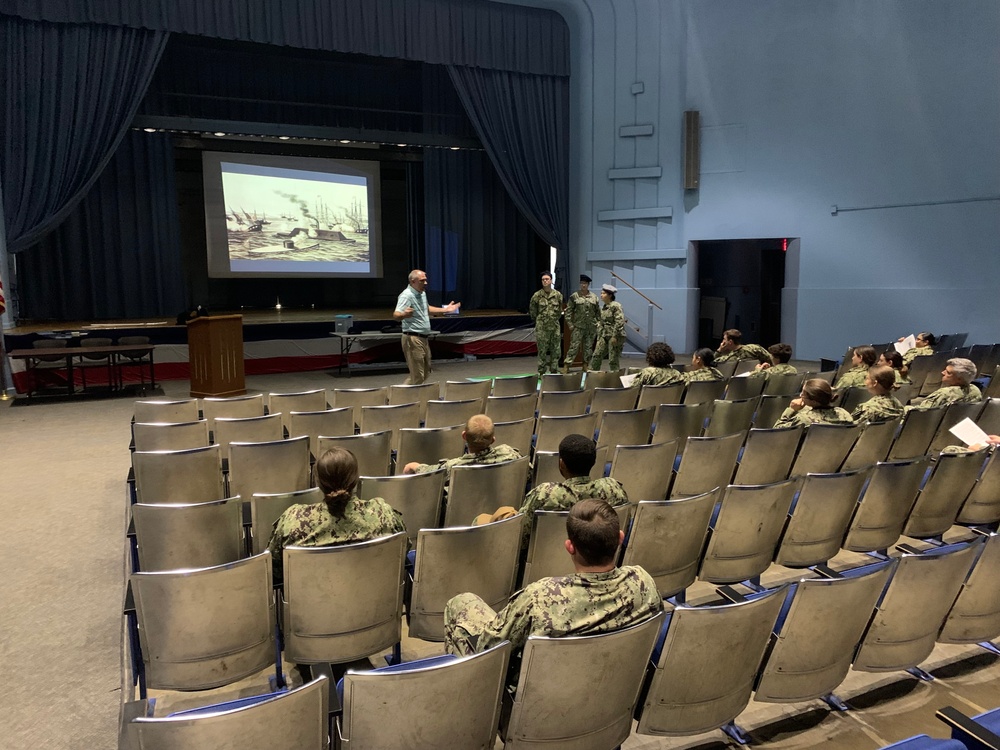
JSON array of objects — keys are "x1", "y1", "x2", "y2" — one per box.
[
  {"x1": 946, "y1": 358, "x2": 977, "y2": 385},
  {"x1": 408, "y1": 269, "x2": 423, "y2": 283}
]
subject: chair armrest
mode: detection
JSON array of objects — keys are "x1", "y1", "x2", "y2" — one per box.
[
  {"x1": 896, "y1": 543, "x2": 924, "y2": 555},
  {"x1": 716, "y1": 585, "x2": 747, "y2": 603},
  {"x1": 936, "y1": 706, "x2": 1000, "y2": 750},
  {"x1": 812, "y1": 564, "x2": 842, "y2": 579}
]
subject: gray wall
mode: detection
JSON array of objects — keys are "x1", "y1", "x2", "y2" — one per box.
[{"x1": 506, "y1": 0, "x2": 1000, "y2": 360}]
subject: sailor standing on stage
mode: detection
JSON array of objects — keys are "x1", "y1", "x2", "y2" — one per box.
[
  {"x1": 562, "y1": 274, "x2": 600, "y2": 373},
  {"x1": 589, "y1": 284, "x2": 625, "y2": 372},
  {"x1": 529, "y1": 271, "x2": 564, "y2": 376}
]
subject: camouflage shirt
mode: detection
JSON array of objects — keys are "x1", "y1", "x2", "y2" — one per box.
[
  {"x1": 517, "y1": 476, "x2": 629, "y2": 549},
  {"x1": 774, "y1": 405, "x2": 854, "y2": 429},
  {"x1": 715, "y1": 343, "x2": 772, "y2": 365},
  {"x1": 907, "y1": 384, "x2": 983, "y2": 411},
  {"x1": 748, "y1": 363, "x2": 798, "y2": 380},
  {"x1": 902, "y1": 346, "x2": 933, "y2": 367},
  {"x1": 630, "y1": 366, "x2": 685, "y2": 389},
  {"x1": 684, "y1": 366, "x2": 725, "y2": 383},
  {"x1": 413, "y1": 443, "x2": 523, "y2": 480},
  {"x1": 267, "y1": 496, "x2": 406, "y2": 582},
  {"x1": 529, "y1": 288, "x2": 563, "y2": 326},
  {"x1": 852, "y1": 394, "x2": 904, "y2": 423},
  {"x1": 566, "y1": 290, "x2": 600, "y2": 329},
  {"x1": 597, "y1": 301, "x2": 625, "y2": 338},
  {"x1": 834, "y1": 365, "x2": 868, "y2": 390}
]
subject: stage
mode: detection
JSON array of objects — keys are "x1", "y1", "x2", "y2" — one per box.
[{"x1": 3, "y1": 308, "x2": 535, "y2": 394}]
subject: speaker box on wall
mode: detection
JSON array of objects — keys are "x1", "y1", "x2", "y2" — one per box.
[{"x1": 683, "y1": 110, "x2": 700, "y2": 190}]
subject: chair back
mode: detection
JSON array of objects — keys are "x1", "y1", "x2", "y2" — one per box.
[
  {"x1": 332, "y1": 386, "x2": 389, "y2": 430},
  {"x1": 534, "y1": 413, "x2": 598, "y2": 453},
  {"x1": 584, "y1": 369, "x2": 625, "y2": 390},
  {"x1": 893, "y1": 382, "x2": 916, "y2": 406},
  {"x1": 733, "y1": 426, "x2": 803, "y2": 485},
  {"x1": 442, "y1": 379, "x2": 491, "y2": 409},
  {"x1": 532, "y1": 446, "x2": 607, "y2": 488},
  {"x1": 388, "y1": 381, "x2": 440, "y2": 422},
  {"x1": 596, "y1": 406, "x2": 654, "y2": 450},
  {"x1": 288, "y1": 407, "x2": 355, "y2": 459},
  {"x1": 958, "y1": 449, "x2": 1000, "y2": 525},
  {"x1": 917, "y1": 351, "x2": 953, "y2": 396},
  {"x1": 133, "y1": 420, "x2": 210, "y2": 453},
  {"x1": 201, "y1": 394, "x2": 265, "y2": 429},
  {"x1": 609, "y1": 440, "x2": 679, "y2": 503},
  {"x1": 888, "y1": 406, "x2": 948, "y2": 459},
  {"x1": 133, "y1": 445, "x2": 224, "y2": 505},
  {"x1": 905, "y1": 352, "x2": 938, "y2": 395},
  {"x1": 445, "y1": 456, "x2": 531, "y2": 527},
  {"x1": 699, "y1": 479, "x2": 798, "y2": 583},
  {"x1": 762, "y1": 371, "x2": 805, "y2": 396},
  {"x1": 539, "y1": 371, "x2": 583, "y2": 392},
  {"x1": 753, "y1": 562, "x2": 895, "y2": 703},
  {"x1": 589, "y1": 386, "x2": 638, "y2": 421},
  {"x1": 715, "y1": 359, "x2": 739, "y2": 378},
  {"x1": 492, "y1": 374, "x2": 537, "y2": 397},
  {"x1": 635, "y1": 589, "x2": 785, "y2": 738},
  {"x1": 134, "y1": 398, "x2": 199, "y2": 424},
  {"x1": 985, "y1": 366, "x2": 1000, "y2": 399},
  {"x1": 683, "y1": 379, "x2": 728, "y2": 405},
  {"x1": 704, "y1": 397, "x2": 759, "y2": 438},
  {"x1": 133, "y1": 498, "x2": 244, "y2": 572},
  {"x1": 213, "y1": 413, "x2": 283, "y2": 449},
  {"x1": 789, "y1": 422, "x2": 862, "y2": 476},
  {"x1": 939, "y1": 532, "x2": 1000, "y2": 644},
  {"x1": 929, "y1": 400, "x2": 987, "y2": 454},
  {"x1": 507, "y1": 613, "x2": 663, "y2": 750},
  {"x1": 620, "y1": 488, "x2": 719, "y2": 598},
  {"x1": 671, "y1": 432, "x2": 745, "y2": 498},
  {"x1": 408, "y1": 515, "x2": 523, "y2": 641},
  {"x1": 267, "y1": 390, "x2": 327, "y2": 430},
  {"x1": 838, "y1": 386, "x2": 872, "y2": 413},
  {"x1": 492, "y1": 417, "x2": 535, "y2": 457},
  {"x1": 774, "y1": 467, "x2": 871, "y2": 567},
  {"x1": 903, "y1": 448, "x2": 988, "y2": 538},
  {"x1": 131, "y1": 552, "x2": 275, "y2": 690},
  {"x1": 753, "y1": 394, "x2": 795, "y2": 427},
  {"x1": 282, "y1": 533, "x2": 407, "y2": 664},
  {"x1": 79, "y1": 336, "x2": 113, "y2": 358},
  {"x1": 360, "y1": 402, "x2": 421, "y2": 452},
  {"x1": 854, "y1": 541, "x2": 981, "y2": 672},
  {"x1": 338, "y1": 644, "x2": 511, "y2": 750},
  {"x1": 723, "y1": 375, "x2": 765, "y2": 401},
  {"x1": 637, "y1": 381, "x2": 685, "y2": 410},
  {"x1": 249, "y1": 488, "x2": 324, "y2": 555},
  {"x1": 395, "y1": 425, "x2": 465, "y2": 474},
  {"x1": 424, "y1": 398, "x2": 480, "y2": 429},
  {"x1": 977, "y1": 396, "x2": 1000, "y2": 435},
  {"x1": 358, "y1": 469, "x2": 447, "y2": 543},
  {"x1": 841, "y1": 417, "x2": 900, "y2": 471},
  {"x1": 842, "y1": 456, "x2": 931, "y2": 552},
  {"x1": 485, "y1": 392, "x2": 537, "y2": 423},
  {"x1": 129, "y1": 676, "x2": 329, "y2": 750},
  {"x1": 522, "y1": 504, "x2": 631, "y2": 586},
  {"x1": 650, "y1": 401, "x2": 712, "y2": 445},
  {"x1": 317, "y1": 431, "x2": 392, "y2": 477},
  {"x1": 118, "y1": 335, "x2": 152, "y2": 358},
  {"x1": 536, "y1": 388, "x2": 590, "y2": 418},
  {"x1": 228, "y1": 436, "x2": 310, "y2": 501}
]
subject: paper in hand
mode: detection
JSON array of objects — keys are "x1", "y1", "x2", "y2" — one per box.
[{"x1": 949, "y1": 417, "x2": 990, "y2": 446}]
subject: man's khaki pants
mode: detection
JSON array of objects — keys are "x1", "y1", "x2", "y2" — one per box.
[{"x1": 401, "y1": 333, "x2": 432, "y2": 385}]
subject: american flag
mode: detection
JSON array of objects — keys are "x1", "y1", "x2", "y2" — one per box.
[{"x1": 0, "y1": 271, "x2": 5, "y2": 316}]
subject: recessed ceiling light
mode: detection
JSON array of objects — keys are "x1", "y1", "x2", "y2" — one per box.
[
  {"x1": 450, "y1": 146, "x2": 460, "y2": 150},
  {"x1": 340, "y1": 140, "x2": 351, "y2": 144},
  {"x1": 397, "y1": 143, "x2": 408, "y2": 147},
  {"x1": 143, "y1": 128, "x2": 157, "y2": 133},
  {"x1": 213, "y1": 132, "x2": 226, "y2": 137},
  {"x1": 278, "y1": 136, "x2": 290, "y2": 140}
]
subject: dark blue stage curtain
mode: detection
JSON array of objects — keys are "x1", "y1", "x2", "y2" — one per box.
[
  {"x1": 0, "y1": 15, "x2": 167, "y2": 252},
  {"x1": 16, "y1": 132, "x2": 186, "y2": 320},
  {"x1": 3, "y1": 0, "x2": 569, "y2": 75},
  {"x1": 447, "y1": 65, "x2": 570, "y2": 270},
  {"x1": 423, "y1": 147, "x2": 540, "y2": 311}
]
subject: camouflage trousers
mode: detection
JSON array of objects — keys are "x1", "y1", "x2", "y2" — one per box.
[
  {"x1": 590, "y1": 334, "x2": 623, "y2": 372},
  {"x1": 444, "y1": 592, "x2": 498, "y2": 656},
  {"x1": 564, "y1": 325, "x2": 597, "y2": 368},
  {"x1": 535, "y1": 322, "x2": 562, "y2": 375}
]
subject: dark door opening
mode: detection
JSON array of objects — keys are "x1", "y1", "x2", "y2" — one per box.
[{"x1": 696, "y1": 238, "x2": 787, "y2": 350}]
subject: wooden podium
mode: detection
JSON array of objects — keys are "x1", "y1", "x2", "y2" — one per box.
[{"x1": 187, "y1": 315, "x2": 246, "y2": 398}]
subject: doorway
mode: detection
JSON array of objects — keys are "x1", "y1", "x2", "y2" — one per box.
[{"x1": 695, "y1": 238, "x2": 788, "y2": 349}]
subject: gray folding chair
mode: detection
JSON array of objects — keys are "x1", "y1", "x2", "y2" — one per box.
[
  {"x1": 903, "y1": 447, "x2": 989, "y2": 538},
  {"x1": 843, "y1": 457, "x2": 930, "y2": 553},
  {"x1": 536, "y1": 388, "x2": 590, "y2": 418},
  {"x1": 704, "y1": 397, "x2": 759, "y2": 438},
  {"x1": 424, "y1": 398, "x2": 480, "y2": 429},
  {"x1": 504, "y1": 613, "x2": 663, "y2": 750},
  {"x1": 288, "y1": 407, "x2": 355, "y2": 459},
  {"x1": 636, "y1": 381, "x2": 685, "y2": 410},
  {"x1": 360, "y1": 402, "x2": 421, "y2": 452},
  {"x1": 752, "y1": 394, "x2": 795, "y2": 427},
  {"x1": 588, "y1": 386, "x2": 639, "y2": 424},
  {"x1": 357, "y1": 469, "x2": 447, "y2": 542},
  {"x1": 635, "y1": 588, "x2": 785, "y2": 741},
  {"x1": 395, "y1": 425, "x2": 465, "y2": 474},
  {"x1": 683, "y1": 379, "x2": 728, "y2": 405},
  {"x1": 213, "y1": 413, "x2": 283, "y2": 450},
  {"x1": 337, "y1": 644, "x2": 511, "y2": 750},
  {"x1": 733, "y1": 359, "x2": 759, "y2": 376},
  {"x1": 774, "y1": 466, "x2": 872, "y2": 567},
  {"x1": 723, "y1": 375, "x2": 766, "y2": 401},
  {"x1": 840, "y1": 417, "x2": 900, "y2": 471},
  {"x1": 985, "y1": 367, "x2": 1000, "y2": 399},
  {"x1": 333, "y1": 386, "x2": 388, "y2": 428},
  {"x1": 733, "y1": 426, "x2": 803, "y2": 485},
  {"x1": 714, "y1": 359, "x2": 739, "y2": 378},
  {"x1": 595, "y1": 406, "x2": 654, "y2": 450},
  {"x1": 957, "y1": 450, "x2": 1000, "y2": 525},
  {"x1": 534, "y1": 413, "x2": 599, "y2": 453},
  {"x1": 938, "y1": 532, "x2": 1000, "y2": 646},
  {"x1": 928, "y1": 400, "x2": 987, "y2": 455},
  {"x1": 249, "y1": 487, "x2": 324, "y2": 555},
  {"x1": 133, "y1": 497, "x2": 244, "y2": 572},
  {"x1": 532, "y1": 446, "x2": 607, "y2": 488},
  {"x1": 485, "y1": 392, "x2": 537, "y2": 423},
  {"x1": 76, "y1": 336, "x2": 114, "y2": 390},
  {"x1": 609, "y1": 440, "x2": 679, "y2": 503},
  {"x1": 977, "y1": 396, "x2": 1000, "y2": 435},
  {"x1": 670, "y1": 432, "x2": 745, "y2": 499},
  {"x1": 282, "y1": 533, "x2": 407, "y2": 664},
  {"x1": 699, "y1": 479, "x2": 798, "y2": 584},
  {"x1": 620, "y1": 488, "x2": 719, "y2": 598},
  {"x1": 388, "y1": 381, "x2": 440, "y2": 423},
  {"x1": 267, "y1": 389, "x2": 327, "y2": 431},
  {"x1": 584, "y1": 369, "x2": 626, "y2": 390},
  {"x1": 201, "y1": 394, "x2": 265, "y2": 429},
  {"x1": 317, "y1": 431, "x2": 392, "y2": 477},
  {"x1": 408, "y1": 515, "x2": 523, "y2": 641},
  {"x1": 788, "y1": 422, "x2": 862, "y2": 476},
  {"x1": 650, "y1": 401, "x2": 712, "y2": 445},
  {"x1": 442, "y1": 379, "x2": 491, "y2": 410},
  {"x1": 445, "y1": 456, "x2": 531, "y2": 527},
  {"x1": 133, "y1": 445, "x2": 225, "y2": 505},
  {"x1": 521, "y1": 504, "x2": 631, "y2": 586},
  {"x1": 838, "y1": 386, "x2": 872, "y2": 413},
  {"x1": 132, "y1": 420, "x2": 210, "y2": 453},
  {"x1": 134, "y1": 398, "x2": 200, "y2": 424},
  {"x1": 539, "y1": 371, "x2": 583, "y2": 393},
  {"x1": 492, "y1": 417, "x2": 535, "y2": 457},
  {"x1": 228, "y1": 436, "x2": 310, "y2": 501},
  {"x1": 492, "y1": 374, "x2": 537, "y2": 397},
  {"x1": 762, "y1": 371, "x2": 805, "y2": 397},
  {"x1": 893, "y1": 382, "x2": 916, "y2": 406}
]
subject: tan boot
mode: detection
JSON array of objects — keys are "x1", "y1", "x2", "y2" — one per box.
[{"x1": 560, "y1": 364, "x2": 569, "y2": 374}]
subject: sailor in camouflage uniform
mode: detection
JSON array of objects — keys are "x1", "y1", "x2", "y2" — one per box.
[
  {"x1": 774, "y1": 378, "x2": 853, "y2": 428},
  {"x1": 590, "y1": 284, "x2": 626, "y2": 372},
  {"x1": 630, "y1": 342, "x2": 684, "y2": 388},
  {"x1": 403, "y1": 414, "x2": 522, "y2": 479},
  {"x1": 562, "y1": 274, "x2": 600, "y2": 372},
  {"x1": 906, "y1": 358, "x2": 983, "y2": 411},
  {"x1": 684, "y1": 348, "x2": 725, "y2": 383},
  {"x1": 444, "y1": 499, "x2": 661, "y2": 687},
  {"x1": 267, "y1": 447, "x2": 405, "y2": 583},
  {"x1": 834, "y1": 346, "x2": 878, "y2": 390},
  {"x1": 851, "y1": 365, "x2": 904, "y2": 423},
  {"x1": 714, "y1": 329, "x2": 773, "y2": 366},
  {"x1": 749, "y1": 343, "x2": 798, "y2": 380},
  {"x1": 900, "y1": 332, "x2": 936, "y2": 377},
  {"x1": 529, "y1": 272, "x2": 564, "y2": 375}
]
